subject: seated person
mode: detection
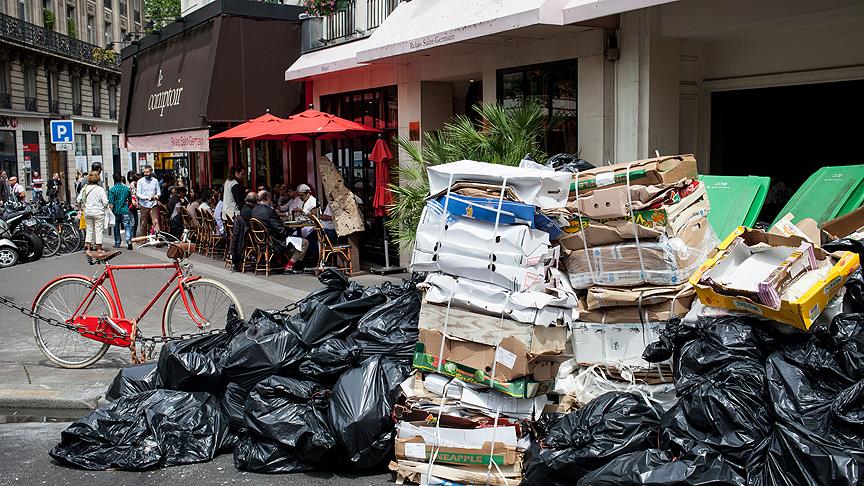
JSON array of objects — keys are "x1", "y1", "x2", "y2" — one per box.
[
  {"x1": 167, "y1": 186, "x2": 188, "y2": 239},
  {"x1": 240, "y1": 191, "x2": 257, "y2": 223},
  {"x1": 251, "y1": 190, "x2": 309, "y2": 273}
]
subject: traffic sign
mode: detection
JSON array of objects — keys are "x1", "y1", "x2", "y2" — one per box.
[
  {"x1": 55, "y1": 143, "x2": 73, "y2": 152},
  {"x1": 50, "y1": 120, "x2": 74, "y2": 143}
]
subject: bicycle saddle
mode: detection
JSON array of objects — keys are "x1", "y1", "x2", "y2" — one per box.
[{"x1": 86, "y1": 250, "x2": 121, "y2": 265}]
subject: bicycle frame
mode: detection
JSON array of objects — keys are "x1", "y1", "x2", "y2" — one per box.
[{"x1": 67, "y1": 261, "x2": 206, "y2": 338}]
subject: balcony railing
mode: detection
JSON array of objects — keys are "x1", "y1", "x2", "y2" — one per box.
[
  {"x1": 0, "y1": 12, "x2": 119, "y2": 70},
  {"x1": 24, "y1": 96, "x2": 37, "y2": 111},
  {"x1": 48, "y1": 99, "x2": 59, "y2": 113},
  {"x1": 72, "y1": 102, "x2": 82, "y2": 115},
  {"x1": 323, "y1": 0, "x2": 355, "y2": 42},
  {"x1": 0, "y1": 93, "x2": 9, "y2": 109},
  {"x1": 367, "y1": 0, "x2": 398, "y2": 30}
]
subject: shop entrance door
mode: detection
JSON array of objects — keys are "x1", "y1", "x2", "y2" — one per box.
[{"x1": 710, "y1": 79, "x2": 864, "y2": 222}]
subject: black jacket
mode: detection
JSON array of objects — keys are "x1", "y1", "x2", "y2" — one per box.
[
  {"x1": 231, "y1": 216, "x2": 248, "y2": 272},
  {"x1": 251, "y1": 203, "x2": 288, "y2": 252},
  {"x1": 240, "y1": 204, "x2": 255, "y2": 224}
]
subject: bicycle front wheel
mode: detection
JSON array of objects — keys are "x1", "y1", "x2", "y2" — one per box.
[
  {"x1": 32, "y1": 276, "x2": 112, "y2": 368},
  {"x1": 37, "y1": 221, "x2": 61, "y2": 257},
  {"x1": 162, "y1": 278, "x2": 244, "y2": 337}
]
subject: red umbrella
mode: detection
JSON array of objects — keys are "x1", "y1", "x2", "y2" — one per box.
[
  {"x1": 243, "y1": 108, "x2": 381, "y2": 141},
  {"x1": 209, "y1": 113, "x2": 286, "y2": 140},
  {"x1": 370, "y1": 138, "x2": 393, "y2": 217}
]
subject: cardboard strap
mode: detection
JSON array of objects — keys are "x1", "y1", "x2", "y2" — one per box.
[
  {"x1": 572, "y1": 169, "x2": 601, "y2": 285},
  {"x1": 624, "y1": 160, "x2": 648, "y2": 282}
]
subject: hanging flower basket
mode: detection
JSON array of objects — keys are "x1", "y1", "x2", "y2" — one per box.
[{"x1": 302, "y1": 0, "x2": 349, "y2": 17}]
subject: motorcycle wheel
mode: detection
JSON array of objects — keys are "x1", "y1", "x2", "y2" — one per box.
[
  {"x1": 14, "y1": 232, "x2": 42, "y2": 262},
  {"x1": 0, "y1": 247, "x2": 17, "y2": 267},
  {"x1": 36, "y1": 221, "x2": 61, "y2": 257}
]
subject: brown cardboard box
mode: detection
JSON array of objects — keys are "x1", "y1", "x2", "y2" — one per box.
[
  {"x1": 419, "y1": 329, "x2": 565, "y2": 383},
  {"x1": 822, "y1": 205, "x2": 864, "y2": 242},
  {"x1": 575, "y1": 154, "x2": 698, "y2": 195},
  {"x1": 394, "y1": 437, "x2": 519, "y2": 467},
  {"x1": 577, "y1": 295, "x2": 694, "y2": 323},
  {"x1": 586, "y1": 284, "x2": 694, "y2": 309}
]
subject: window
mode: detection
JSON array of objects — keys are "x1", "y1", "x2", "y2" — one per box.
[
  {"x1": 18, "y1": 0, "x2": 27, "y2": 21},
  {"x1": 497, "y1": 59, "x2": 578, "y2": 155},
  {"x1": 87, "y1": 15, "x2": 94, "y2": 44},
  {"x1": 72, "y1": 76, "x2": 81, "y2": 115},
  {"x1": 23, "y1": 65, "x2": 36, "y2": 111},
  {"x1": 0, "y1": 59, "x2": 9, "y2": 98},
  {"x1": 104, "y1": 0, "x2": 111, "y2": 10},
  {"x1": 119, "y1": 0, "x2": 126, "y2": 16},
  {"x1": 91, "y1": 80, "x2": 101, "y2": 117},
  {"x1": 91, "y1": 135, "x2": 102, "y2": 156},
  {"x1": 47, "y1": 70, "x2": 59, "y2": 113},
  {"x1": 74, "y1": 134, "x2": 87, "y2": 157},
  {"x1": 105, "y1": 22, "x2": 112, "y2": 46},
  {"x1": 108, "y1": 84, "x2": 117, "y2": 119}
]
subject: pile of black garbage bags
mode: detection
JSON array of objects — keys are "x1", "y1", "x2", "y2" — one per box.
[
  {"x1": 49, "y1": 270, "x2": 422, "y2": 473},
  {"x1": 524, "y1": 272, "x2": 864, "y2": 486}
]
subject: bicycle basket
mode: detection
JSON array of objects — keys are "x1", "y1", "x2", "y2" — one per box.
[{"x1": 167, "y1": 242, "x2": 195, "y2": 260}]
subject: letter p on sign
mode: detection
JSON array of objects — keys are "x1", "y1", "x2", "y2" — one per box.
[{"x1": 50, "y1": 120, "x2": 74, "y2": 143}]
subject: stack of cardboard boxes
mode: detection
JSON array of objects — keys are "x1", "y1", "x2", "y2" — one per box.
[
  {"x1": 560, "y1": 155, "x2": 717, "y2": 383},
  {"x1": 392, "y1": 161, "x2": 575, "y2": 484}
]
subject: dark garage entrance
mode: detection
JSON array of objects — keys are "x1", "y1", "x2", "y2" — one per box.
[{"x1": 710, "y1": 79, "x2": 864, "y2": 222}]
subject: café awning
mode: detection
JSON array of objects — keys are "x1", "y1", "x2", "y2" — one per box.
[
  {"x1": 562, "y1": 0, "x2": 679, "y2": 25},
  {"x1": 285, "y1": 38, "x2": 372, "y2": 81},
  {"x1": 356, "y1": 0, "x2": 568, "y2": 63}
]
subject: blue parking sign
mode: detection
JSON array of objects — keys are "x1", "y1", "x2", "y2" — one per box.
[{"x1": 50, "y1": 120, "x2": 74, "y2": 143}]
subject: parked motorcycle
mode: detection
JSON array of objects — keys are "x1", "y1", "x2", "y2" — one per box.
[{"x1": 1, "y1": 202, "x2": 42, "y2": 265}]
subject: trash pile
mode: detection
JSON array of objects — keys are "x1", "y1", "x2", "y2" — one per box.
[
  {"x1": 50, "y1": 269, "x2": 422, "y2": 473},
  {"x1": 556, "y1": 155, "x2": 715, "y2": 407},
  {"x1": 402, "y1": 160, "x2": 575, "y2": 484},
  {"x1": 47, "y1": 156, "x2": 864, "y2": 486}
]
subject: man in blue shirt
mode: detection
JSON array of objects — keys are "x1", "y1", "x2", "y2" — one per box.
[
  {"x1": 108, "y1": 173, "x2": 133, "y2": 249},
  {"x1": 136, "y1": 165, "x2": 161, "y2": 236}
]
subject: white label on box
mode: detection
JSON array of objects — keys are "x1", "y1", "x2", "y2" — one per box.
[
  {"x1": 403, "y1": 442, "x2": 427, "y2": 460},
  {"x1": 495, "y1": 346, "x2": 518, "y2": 369},
  {"x1": 595, "y1": 171, "x2": 615, "y2": 187}
]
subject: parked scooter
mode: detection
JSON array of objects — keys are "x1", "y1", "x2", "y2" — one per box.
[{"x1": 0, "y1": 202, "x2": 42, "y2": 266}]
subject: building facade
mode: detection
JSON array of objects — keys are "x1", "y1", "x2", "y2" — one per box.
[
  {"x1": 286, "y1": 0, "x2": 864, "y2": 264},
  {"x1": 0, "y1": 0, "x2": 142, "y2": 200}
]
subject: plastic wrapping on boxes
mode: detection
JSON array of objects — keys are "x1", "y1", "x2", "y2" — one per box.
[{"x1": 565, "y1": 215, "x2": 717, "y2": 289}]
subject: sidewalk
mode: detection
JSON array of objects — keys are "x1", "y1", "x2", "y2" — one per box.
[{"x1": 0, "y1": 249, "x2": 406, "y2": 418}]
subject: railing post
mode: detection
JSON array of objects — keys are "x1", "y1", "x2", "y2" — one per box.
[{"x1": 355, "y1": 0, "x2": 367, "y2": 34}]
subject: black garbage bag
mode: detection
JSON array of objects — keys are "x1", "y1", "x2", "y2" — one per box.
[
  {"x1": 221, "y1": 310, "x2": 308, "y2": 391},
  {"x1": 234, "y1": 376, "x2": 336, "y2": 473},
  {"x1": 372, "y1": 272, "x2": 425, "y2": 299},
  {"x1": 660, "y1": 360, "x2": 772, "y2": 474},
  {"x1": 298, "y1": 292, "x2": 388, "y2": 347},
  {"x1": 754, "y1": 353, "x2": 864, "y2": 486},
  {"x1": 328, "y1": 355, "x2": 410, "y2": 469},
  {"x1": 105, "y1": 362, "x2": 162, "y2": 400},
  {"x1": 546, "y1": 153, "x2": 595, "y2": 173},
  {"x1": 843, "y1": 271, "x2": 864, "y2": 313},
  {"x1": 642, "y1": 317, "x2": 699, "y2": 363},
  {"x1": 575, "y1": 449, "x2": 746, "y2": 486},
  {"x1": 348, "y1": 290, "x2": 420, "y2": 359},
  {"x1": 831, "y1": 313, "x2": 864, "y2": 382},
  {"x1": 521, "y1": 392, "x2": 662, "y2": 485},
  {"x1": 293, "y1": 270, "x2": 361, "y2": 319},
  {"x1": 50, "y1": 389, "x2": 231, "y2": 471},
  {"x1": 297, "y1": 338, "x2": 363, "y2": 383},
  {"x1": 219, "y1": 382, "x2": 249, "y2": 432},
  {"x1": 157, "y1": 332, "x2": 231, "y2": 392}
]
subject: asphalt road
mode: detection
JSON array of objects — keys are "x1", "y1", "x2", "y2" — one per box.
[{"x1": 0, "y1": 248, "x2": 405, "y2": 485}]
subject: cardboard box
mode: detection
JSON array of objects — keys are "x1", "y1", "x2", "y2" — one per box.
[
  {"x1": 412, "y1": 339, "x2": 555, "y2": 398},
  {"x1": 395, "y1": 437, "x2": 518, "y2": 467},
  {"x1": 577, "y1": 295, "x2": 694, "y2": 323},
  {"x1": 569, "y1": 179, "x2": 706, "y2": 221},
  {"x1": 574, "y1": 154, "x2": 698, "y2": 194},
  {"x1": 822, "y1": 205, "x2": 864, "y2": 242},
  {"x1": 427, "y1": 159, "x2": 572, "y2": 209},
  {"x1": 690, "y1": 227, "x2": 861, "y2": 330},
  {"x1": 565, "y1": 216, "x2": 716, "y2": 289},
  {"x1": 420, "y1": 302, "x2": 570, "y2": 350},
  {"x1": 586, "y1": 284, "x2": 694, "y2": 309},
  {"x1": 411, "y1": 249, "x2": 551, "y2": 293},
  {"x1": 571, "y1": 321, "x2": 671, "y2": 373},
  {"x1": 390, "y1": 459, "x2": 521, "y2": 486}
]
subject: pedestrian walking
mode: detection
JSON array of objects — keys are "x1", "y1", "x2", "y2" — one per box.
[
  {"x1": 108, "y1": 173, "x2": 133, "y2": 250},
  {"x1": 77, "y1": 170, "x2": 109, "y2": 252},
  {"x1": 46, "y1": 173, "x2": 61, "y2": 200},
  {"x1": 127, "y1": 171, "x2": 139, "y2": 235},
  {"x1": 0, "y1": 170, "x2": 10, "y2": 204},
  {"x1": 8, "y1": 176, "x2": 25, "y2": 202},
  {"x1": 136, "y1": 165, "x2": 161, "y2": 236},
  {"x1": 31, "y1": 171, "x2": 43, "y2": 202}
]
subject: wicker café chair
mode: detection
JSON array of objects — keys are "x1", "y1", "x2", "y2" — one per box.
[
  {"x1": 180, "y1": 208, "x2": 197, "y2": 242},
  {"x1": 195, "y1": 207, "x2": 209, "y2": 254},
  {"x1": 248, "y1": 218, "x2": 275, "y2": 276},
  {"x1": 309, "y1": 214, "x2": 352, "y2": 275},
  {"x1": 201, "y1": 210, "x2": 225, "y2": 258},
  {"x1": 223, "y1": 214, "x2": 234, "y2": 269}
]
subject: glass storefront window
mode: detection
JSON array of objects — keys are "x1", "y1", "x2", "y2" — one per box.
[
  {"x1": 74, "y1": 134, "x2": 87, "y2": 156},
  {"x1": 0, "y1": 130, "x2": 17, "y2": 178},
  {"x1": 497, "y1": 59, "x2": 579, "y2": 155}
]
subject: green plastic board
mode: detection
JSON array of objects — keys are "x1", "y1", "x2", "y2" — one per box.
[
  {"x1": 699, "y1": 175, "x2": 770, "y2": 239},
  {"x1": 771, "y1": 165, "x2": 864, "y2": 226}
]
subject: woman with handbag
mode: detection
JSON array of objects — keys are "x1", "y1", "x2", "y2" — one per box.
[{"x1": 76, "y1": 171, "x2": 109, "y2": 252}]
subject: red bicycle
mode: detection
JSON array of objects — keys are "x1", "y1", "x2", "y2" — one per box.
[{"x1": 30, "y1": 232, "x2": 244, "y2": 368}]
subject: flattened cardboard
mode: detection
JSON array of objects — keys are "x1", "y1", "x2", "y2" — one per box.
[
  {"x1": 571, "y1": 321, "x2": 672, "y2": 374},
  {"x1": 690, "y1": 227, "x2": 861, "y2": 330},
  {"x1": 822, "y1": 204, "x2": 864, "y2": 241},
  {"x1": 411, "y1": 249, "x2": 551, "y2": 293},
  {"x1": 574, "y1": 154, "x2": 698, "y2": 194},
  {"x1": 586, "y1": 284, "x2": 694, "y2": 309},
  {"x1": 395, "y1": 438, "x2": 518, "y2": 467},
  {"x1": 577, "y1": 295, "x2": 694, "y2": 323}
]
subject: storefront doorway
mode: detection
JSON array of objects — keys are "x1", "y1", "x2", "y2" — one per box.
[{"x1": 710, "y1": 79, "x2": 864, "y2": 222}]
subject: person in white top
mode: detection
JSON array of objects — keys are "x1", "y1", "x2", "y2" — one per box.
[
  {"x1": 136, "y1": 165, "x2": 161, "y2": 236},
  {"x1": 76, "y1": 170, "x2": 109, "y2": 251},
  {"x1": 293, "y1": 184, "x2": 318, "y2": 239}
]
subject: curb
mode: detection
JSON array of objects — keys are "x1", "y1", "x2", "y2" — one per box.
[{"x1": 0, "y1": 384, "x2": 105, "y2": 418}]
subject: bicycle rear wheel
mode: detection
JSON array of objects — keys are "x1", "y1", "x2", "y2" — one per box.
[
  {"x1": 58, "y1": 222, "x2": 81, "y2": 254},
  {"x1": 37, "y1": 221, "x2": 61, "y2": 257},
  {"x1": 32, "y1": 276, "x2": 112, "y2": 368},
  {"x1": 162, "y1": 278, "x2": 243, "y2": 337}
]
